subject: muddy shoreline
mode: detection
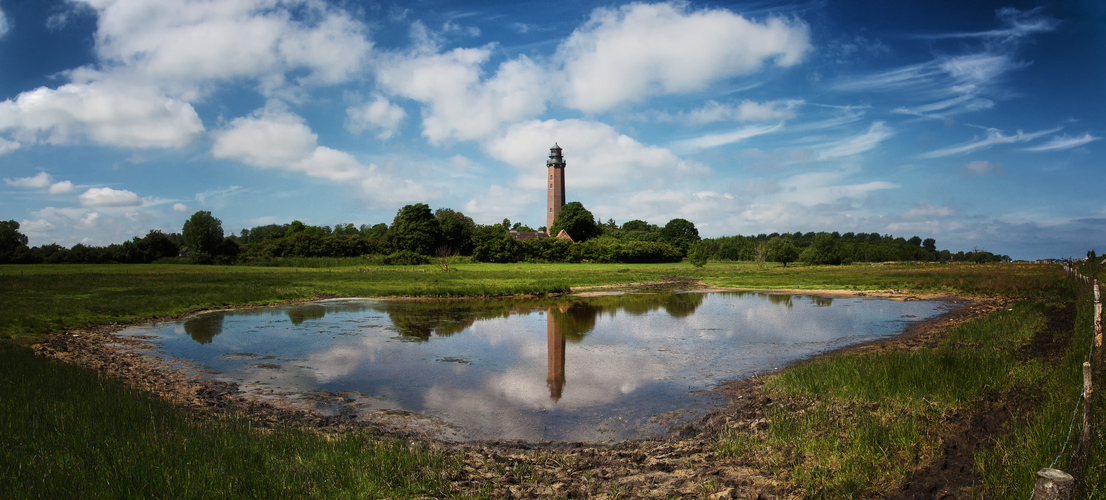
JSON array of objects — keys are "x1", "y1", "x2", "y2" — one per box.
[{"x1": 31, "y1": 284, "x2": 1008, "y2": 498}]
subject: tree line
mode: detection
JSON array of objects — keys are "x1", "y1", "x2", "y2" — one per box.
[
  {"x1": 690, "y1": 232, "x2": 1010, "y2": 267},
  {"x1": 0, "y1": 201, "x2": 1009, "y2": 265}
]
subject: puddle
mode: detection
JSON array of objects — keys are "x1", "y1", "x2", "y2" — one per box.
[{"x1": 117, "y1": 292, "x2": 955, "y2": 442}]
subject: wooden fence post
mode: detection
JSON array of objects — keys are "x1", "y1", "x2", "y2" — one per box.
[
  {"x1": 1034, "y1": 468, "x2": 1074, "y2": 500},
  {"x1": 1095, "y1": 281, "x2": 1102, "y2": 363},
  {"x1": 1083, "y1": 362, "x2": 1094, "y2": 458}
]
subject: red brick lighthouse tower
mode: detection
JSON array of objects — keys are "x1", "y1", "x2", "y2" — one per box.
[{"x1": 546, "y1": 143, "x2": 566, "y2": 231}]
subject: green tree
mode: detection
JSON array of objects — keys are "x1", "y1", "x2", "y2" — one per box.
[
  {"x1": 182, "y1": 211, "x2": 224, "y2": 257},
  {"x1": 472, "y1": 234, "x2": 522, "y2": 263},
  {"x1": 767, "y1": 236, "x2": 798, "y2": 267},
  {"x1": 799, "y1": 232, "x2": 840, "y2": 265},
  {"x1": 621, "y1": 220, "x2": 653, "y2": 232},
  {"x1": 922, "y1": 238, "x2": 937, "y2": 253},
  {"x1": 661, "y1": 218, "x2": 700, "y2": 255},
  {"x1": 435, "y1": 208, "x2": 477, "y2": 255},
  {"x1": 550, "y1": 202, "x2": 600, "y2": 242},
  {"x1": 361, "y1": 223, "x2": 388, "y2": 238},
  {"x1": 687, "y1": 240, "x2": 709, "y2": 267},
  {"x1": 333, "y1": 223, "x2": 359, "y2": 236},
  {"x1": 0, "y1": 220, "x2": 30, "y2": 263},
  {"x1": 124, "y1": 230, "x2": 179, "y2": 263},
  {"x1": 389, "y1": 203, "x2": 442, "y2": 255},
  {"x1": 285, "y1": 220, "x2": 306, "y2": 236}
]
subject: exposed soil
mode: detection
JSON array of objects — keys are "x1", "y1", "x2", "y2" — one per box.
[
  {"x1": 887, "y1": 302, "x2": 1074, "y2": 500},
  {"x1": 31, "y1": 285, "x2": 1021, "y2": 499}
]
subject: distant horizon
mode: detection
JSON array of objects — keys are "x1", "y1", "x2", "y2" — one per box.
[{"x1": 1, "y1": 0, "x2": 1103, "y2": 261}]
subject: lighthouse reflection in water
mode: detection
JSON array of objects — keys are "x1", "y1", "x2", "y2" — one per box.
[{"x1": 120, "y1": 292, "x2": 952, "y2": 442}]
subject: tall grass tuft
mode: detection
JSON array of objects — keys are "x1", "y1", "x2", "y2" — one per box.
[
  {"x1": 974, "y1": 285, "x2": 1099, "y2": 497},
  {"x1": 718, "y1": 299, "x2": 1056, "y2": 498},
  {"x1": 0, "y1": 342, "x2": 462, "y2": 498}
]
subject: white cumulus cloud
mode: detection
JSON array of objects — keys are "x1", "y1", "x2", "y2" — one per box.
[
  {"x1": 213, "y1": 105, "x2": 438, "y2": 206},
  {"x1": 212, "y1": 109, "x2": 362, "y2": 182},
  {"x1": 0, "y1": 82, "x2": 204, "y2": 148},
  {"x1": 73, "y1": 0, "x2": 372, "y2": 96},
  {"x1": 78, "y1": 187, "x2": 142, "y2": 207},
  {"x1": 345, "y1": 95, "x2": 407, "y2": 140},
  {"x1": 5, "y1": 172, "x2": 77, "y2": 194},
  {"x1": 374, "y1": 45, "x2": 548, "y2": 144},
  {"x1": 5, "y1": 172, "x2": 55, "y2": 189},
  {"x1": 49, "y1": 181, "x2": 75, "y2": 194},
  {"x1": 212, "y1": 107, "x2": 318, "y2": 168},
  {"x1": 556, "y1": 2, "x2": 811, "y2": 112},
  {"x1": 0, "y1": 136, "x2": 17, "y2": 155},
  {"x1": 20, "y1": 219, "x2": 56, "y2": 237},
  {"x1": 485, "y1": 119, "x2": 711, "y2": 195}
]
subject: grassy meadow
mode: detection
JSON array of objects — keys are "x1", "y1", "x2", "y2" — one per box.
[
  {"x1": 0, "y1": 260, "x2": 1053, "y2": 339},
  {"x1": 1, "y1": 260, "x2": 1103, "y2": 498}
]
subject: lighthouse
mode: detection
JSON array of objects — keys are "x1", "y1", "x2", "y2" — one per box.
[{"x1": 546, "y1": 143, "x2": 566, "y2": 231}]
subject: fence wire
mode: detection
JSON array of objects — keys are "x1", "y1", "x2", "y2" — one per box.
[{"x1": 1029, "y1": 271, "x2": 1098, "y2": 499}]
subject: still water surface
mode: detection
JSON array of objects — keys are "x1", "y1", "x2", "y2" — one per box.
[{"x1": 120, "y1": 292, "x2": 953, "y2": 442}]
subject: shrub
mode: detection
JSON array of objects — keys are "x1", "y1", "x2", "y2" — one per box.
[
  {"x1": 383, "y1": 250, "x2": 430, "y2": 266},
  {"x1": 688, "y1": 241, "x2": 709, "y2": 267}
]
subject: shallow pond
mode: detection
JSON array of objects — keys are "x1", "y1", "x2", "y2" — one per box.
[{"x1": 119, "y1": 292, "x2": 954, "y2": 442}]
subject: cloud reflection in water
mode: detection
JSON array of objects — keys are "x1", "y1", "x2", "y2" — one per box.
[{"x1": 124, "y1": 292, "x2": 951, "y2": 441}]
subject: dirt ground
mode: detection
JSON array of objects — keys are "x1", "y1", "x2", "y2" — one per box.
[{"x1": 32, "y1": 284, "x2": 1024, "y2": 499}]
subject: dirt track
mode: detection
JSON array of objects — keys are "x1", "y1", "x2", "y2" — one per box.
[{"x1": 32, "y1": 286, "x2": 1015, "y2": 499}]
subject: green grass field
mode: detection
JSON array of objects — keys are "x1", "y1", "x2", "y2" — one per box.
[
  {"x1": 1, "y1": 261, "x2": 1102, "y2": 498},
  {"x1": 0, "y1": 261, "x2": 1052, "y2": 339}
]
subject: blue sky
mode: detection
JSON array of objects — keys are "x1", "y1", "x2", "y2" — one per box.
[{"x1": 1, "y1": 0, "x2": 1103, "y2": 260}]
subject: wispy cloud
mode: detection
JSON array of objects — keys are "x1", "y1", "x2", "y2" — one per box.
[
  {"x1": 833, "y1": 52, "x2": 1021, "y2": 95},
  {"x1": 906, "y1": 8, "x2": 1057, "y2": 42},
  {"x1": 831, "y1": 61, "x2": 944, "y2": 93},
  {"x1": 671, "y1": 122, "x2": 783, "y2": 151},
  {"x1": 777, "y1": 170, "x2": 899, "y2": 205},
  {"x1": 834, "y1": 9, "x2": 1053, "y2": 121},
  {"x1": 818, "y1": 121, "x2": 893, "y2": 159},
  {"x1": 0, "y1": 6, "x2": 9, "y2": 39},
  {"x1": 833, "y1": 54, "x2": 1027, "y2": 120},
  {"x1": 196, "y1": 186, "x2": 248, "y2": 207},
  {"x1": 788, "y1": 104, "x2": 868, "y2": 132},
  {"x1": 893, "y1": 94, "x2": 994, "y2": 118},
  {"x1": 685, "y1": 99, "x2": 802, "y2": 125},
  {"x1": 921, "y1": 127, "x2": 1060, "y2": 158},
  {"x1": 1021, "y1": 133, "x2": 1100, "y2": 152}
]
